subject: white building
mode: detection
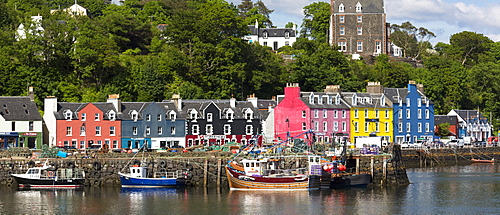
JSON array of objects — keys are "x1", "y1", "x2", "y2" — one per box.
[
  {"x1": 244, "y1": 21, "x2": 297, "y2": 51},
  {"x1": 16, "y1": 15, "x2": 44, "y2": 41}
]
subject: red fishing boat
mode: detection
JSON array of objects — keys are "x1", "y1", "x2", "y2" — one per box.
[{"x1": 471, "y1": 158, "x2": 495, "y2": 163}]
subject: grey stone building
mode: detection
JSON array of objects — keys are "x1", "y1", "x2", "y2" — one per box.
[{"x1": 329, "y1": 0, "x2": 390, "y2": 57}]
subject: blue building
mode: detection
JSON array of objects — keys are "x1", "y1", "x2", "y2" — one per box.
[{"x1": 384, "y1": 81, "x2": 435, "y2": 144}]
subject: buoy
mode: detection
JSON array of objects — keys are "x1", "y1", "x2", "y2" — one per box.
[
  {"x1": 338, "y1": 164, "x2": 346, "y2": 171},
  {"x1": 47, "y1": 171, "x2": 55, "y2": 177}
]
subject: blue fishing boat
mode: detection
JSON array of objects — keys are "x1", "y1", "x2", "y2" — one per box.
[{"x1": 118, "y1": 165, "x2": 187, "y2": 187}]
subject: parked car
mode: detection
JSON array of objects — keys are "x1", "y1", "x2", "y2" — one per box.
[
  {"x1": 400, "y1": 142, "x2": 410, "y2": 149},
  {"x1": 447, "y1": 139, "x2": 464, "y2": 148}
]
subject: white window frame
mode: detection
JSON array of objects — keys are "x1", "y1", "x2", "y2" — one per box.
[
  {"x1": 158, "y1": 126, "x2": 163, "y2": 135},
  {"x1": 354, "y1": 109, "x2": 359, "y2": 118},
  {"x1": 110, "y1": 126, "x2": 115, "y2": 136},
  {"x1": 385, "y1": 122, "x2": 390, "y2": 132},
  {"x1": 342, "y1": 122, "x2": 346, "y2": 131},
  {"x1": 170, "y1": 126, "x2": 175, "y2": 135},
  {"x1": 95, "y1": 113, "x2": 99, "y2": 121},
  {"x1": 406, "y1": 109, "x2": 410, "y2": 119},
  {"x1": 132, "y1": 127, "x2": 137, "y2": 135},
  {"x1": 192, "y1": 125, "x2": 199, "y2": 135},
  {"x1": 338, "y1": 41, "x2": 347, "y2": 52},
  {"x1": 357, "y1": 26, "x2": 362, "y2": 35},
  {"x1": 357, "y1": 15, "x2": 362, "y2": 22},
  {"x1": 96, "y1": 126, "x2": 101, "y2": 136},
  {"x1": 66, "y1": 127, "x2": 72, "y2": 136},
  {"x1": 302, "y1": 122, "x2": 307, "y2": 131},
  {"x1": 340, "y1": 26, "x2": 345, "y2": 35},
  {"x1": 425, "y1": 109, "x2": 430, "y2": 119},
  {"x1": 206, "y1": 124, "x2": 213, "y2": 135},
  {"x1": 323, "y1": 109, "x2": 327, "y2": 118},
  {"x1": 364, "y1": 122, "x2": 369, "y2": 132},
  {"x1": 146, "y1": 126, "x2": 150, "y2": 135},
  {"x1": 418, "y1": 123, "x2": 422, "y2": 132},
  {"x1": 398, "y1": 123, "x2": 403, "y2": 132},
  {"x1": 334, "y1": 121, "x2": 338, "y2": 131},
  {"x1": 146, "y1": 114, "x2": 151, "y2": 121},
  {"x1": 339, "y1": 3, "x2": 345, "y2": 12},
  {"x1": 357, "y1": 41, "x2": 363, "y2": 52},
  {"x1": 364, "y1": 109, "x2": 368, "y2": 118},
  {"x1": 425, "y1": 123, "x2": 430, "y2": 132},
  {"x1": 302, "y1": 110, "x2": 306, "y2": 118},
  {"x1": 339, "y1": 15, "x2": 345, "y2": 23},
  {"x1": 245, "y1": 125, "x2": 253, "y2": 135},
  {"x1": 81, "y1": 113, "x2": 86, "y2": 121},
  {"x1": 418, "y1": 109, "x2": 422, "y2": 119},
  {"x1": 342, "y1": 110, "x2": 346, "y2": 118},
  {"x1": 207, "y1": 113, "x2": 213, "y2": 122},
  {"x1": 406, "y1": 123, "x2": 411, "y2": 132},
  {"x1": 314, "y1": 109, "x2": 319, "y2": 118},
  {"x1": 224, "y1": 125, "x2": 231, "y2": 135},
  {"x1": 354, "y1": 122, "x2": 359, "y2": 132}
]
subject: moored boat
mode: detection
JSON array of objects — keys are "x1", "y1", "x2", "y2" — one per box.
[
  {"x1": 225, "y1": 156, "x2": 321, "y2": 190},
  {"x1": 11, "y1": 160, "x2": 85, "y2": 189},
  {"x1": 118, "y1": 165, "x2": 187, "y2": 187},
  {"x1": 471, "y1": 158, "x2": 495, "y2": 163}
]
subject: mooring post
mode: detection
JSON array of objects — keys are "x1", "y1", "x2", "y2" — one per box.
[
  {"x1": 204, "y1": 159, "x2": 208, "y2": 187},
  {"x1": 356, "y1": 158, "x2": 359, "y2": 174},
  {"x1": 370, "y1": 157, "x2": 374, "y2": 181},
  {"x1": 383, "y1": 157, "x2": 387, "y2": 184},
  {"x1": 217, "y1": 159, "x2": 221, "y2": 187}
]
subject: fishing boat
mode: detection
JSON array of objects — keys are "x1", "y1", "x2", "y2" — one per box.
[
  {"x1": 118, "y1": 164, "x2": 187, "y2": 187},
  {"x1": 225, "y1": 156, "x2": 321, "y2": 190},
  {"x1": 471, "y1": 158, "x2": 495, "y2": 163},
  {"x1": 11, "y1": 160, "x2": 85, "y2": 188}
]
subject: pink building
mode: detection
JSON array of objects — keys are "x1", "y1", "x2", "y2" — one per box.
[{"x1": 274, "y1": 84, "x2": 351, "y2": 144}]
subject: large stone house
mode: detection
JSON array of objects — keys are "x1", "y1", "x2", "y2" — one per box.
[{"x1": 329, "y1": 0, "x2": 390, "y2": 57}]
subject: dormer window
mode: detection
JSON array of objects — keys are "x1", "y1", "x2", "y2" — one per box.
[
  {"x1": 169, "y1": 111, "x2": 176, "y2": 121},
  {"x1": 263, "y1": 31, "x2": 268, "y2": 39},
  {"x1": 380, "y1": 95, "x2": 385, "y2": 106},
  {"x1": 356, "y1": 2, "x2": 362, "y2": 12},
  {"x1": 64, "y1": 110, "x2": 72, "y2": 120},
  {"x1": 109, "y1": 111, "x2": 116, "y2": 121},
  {"x1": 309, "y1": 94, "x2": 314, "y2": 104},
  {"x1": 339, "y1": 3, "x2": 345, "y2": 12},
  {"x1": 284, "y1": 31, "x2": 290, "y2": 39},
  {"x1": 352, "y1": 94, "x2": 357, "y2": 105},
  {"x1": 130, "y1": 110, "x2": 138, "y2": 121},
  {"x1": 318, "y1": 96, "x2": 323, "y2": 104},
  {"x1": 245, "y1": 111, "x2": 253, "y2": 121},
  {"x1": 335, "y1": 95, "x2": 341, "y2": 105},
  {"x1": 327, "y1": 96, "x2": 332, "y2": 104},
  {"x1": 188, "y1": 109, "x2": 198, "y2": 121}
]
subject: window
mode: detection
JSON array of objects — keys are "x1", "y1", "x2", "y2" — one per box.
[
  {"x1": 302, "y1": 110, "x2": 306, "y2": 118},
  {"x1": 342, "y1": 110, "x2": 346, "y2": 118},
  {"x1": 157, "y1": 114, "x2": 162, "y2": 121},
  {"x1": 314, "y1": 121, "x2": 319, "y2": 131},
  {"x1": 357, "y1": 41, "x2": 363, "y2": 52},
  {"x1": 340, "y1": 26, "x2": 345, "y2": 35},
  {"x1": 64, "y1": 110, "x2": 72, "y2": 120},
  {"x1": 357, "y1": 27, "x2": 362, "y2": 35},
  {"x1": 113, "y1": 140, "x2": 118, "y2": 149},
  {"x1": 376, "y1": 41, "x2": 381, "y2": 54},
  {"x1": 342, "y1": 122, "x2": 346, "y2": 131},
  {"x1": 418, "y1": 98, "x2": 422, "y2": 107},
  {"x1": 356, "y1": 2, "x2": 362, "y2": 12},
  {"x1": 285, "y1": 31, "x2": 290, "y2": 39},
  {"x1": 385, "y1": 110, "x2": 389, "y2": 118},
  {"x1": 334, "y1": 122, "x2": 338, "y2": 131},
  {"x1": 375, "y1": 110, "x2": 379, "y2": 118},
  {"x1": 263, "y1": 42, "x2": 267, "y2": 46},
  {"x1": 263, "y1": 31, "x2": 268, "y2": 39},
  {"x1": 66, "y1": 127, "x2": 72, "y2": 136},
  {"x1": 227, "y1": 112, "x2": 234, "y2": 121},
  {"x1": 206, "y1": 124, "x2": 213, "y2": 135},
  {"x1": 110, "y1": 126, "x2": 115, "y2": 136},
  {"x1": 246, "y1": 125, "x2": 253, "y2": 135},
  {"x1": 314, "y1": 110, "x2": 319, "y2": 118},
  {"x1": 169, "y1": 112, "x2": 176, "y2": 120},
  {"x1": 334, "y1": 110, "x2": 338, "y2": 118},
  {"x1": 146, "y1": 114, "x2": 151, "y2": 121},
  {"x1": 339, "y1": 3, "x2": 345, "y2": 12},
  {"x1": 170, "y1": 126, "x2": 175, "y2": 135},
  {"x1": 418, "y1": 123, "x2": 422, "y2": 132},
  {"x1": 385, "y1": 122, "x2": 390, "y2": 132},
  {"x1": 357, "y1": 15, "x2": 362, "y2": 22},
  {"x1": 95, "y1": 113, "x2": 99, "y2": 121},
  {"x1": 338, "y1": 41, "x2": 347, "y2": 52},
  {"x1": 192, "y1": 125, "x2": 199, "y2": 135},
  {"x1": 80, "y1": 141, "x2": 85, "y2": 149},
  {"x1": 207, "y1": 113, "x2": 213, "y2": 122},
  {"x1": 406, "y1": 98, "x2": 411, "y2": 107},
  {"x1": 109, "y1": 112, "x2": 116, "y2": 121},
  {"x1": 398, "y1": 123, "x2": 403, "y2": 132},
  {"x1": 302, "y1": 122, "x2": 307, "y2": 131},
  {"x1": 339, "y1": 15, "x2": 345, "y2": 23},
  {"x1": 81, "y1": 113, "x2": 86, "y2": 121},
  {"x1": 364, "y1": 122, "x2": 369, "y2": 132},
  {"x1": 131, "y1": 112, "x2": 138, "y2": 121},
  {"x1": 375, "y1": 122, "x2": 379, "y2": 132},
  {"x1": 133, "y1": 127, "x2": 137, "y2": 135},
  {"x1": 398, "y1": 111, "x2": 402, "y2": 119},
  {"x1": 285, "y1": 41, "x2": 289, "y2": 46},
  {"x1": 64, "y1": 141, "x2": 69, "y2": 147},
  {"x1": 406, "y1": 123, "x2": 411, "y2": 132},
  {"x1": 418, "y1": 109, "x2": 422, "y2": 119},
  {"x1": 245, "y1": 112, "x2": 253, "y2": 120},
  {"x1": 158, "y1": 126, "x2": 163, "y2": 135},
  {"x1": 406, "y1": 109, "x2": 410, "y2": 119},
  {"x1": 29, "y1": 121, "x2": 34, "y2": 131},
  {"x1": 96, "y1": 126, "x2": 101, "y2": 135},
  {"x1": 354, "y1": 122, "x2": 359, "y2": 132},
  {"x1": 224, "y1": 125, "x2": 231, "y2": 135},
  {"x1": 80, "y1": 126, "x2": 85, "y2": 136},
  {"x1": 425, "y1": 123, "x2": 430, "y2": 132},
  {"x1": 364, "y1": 109, "x2": 368, "y2": 118},
  {"x1": 146, "y1": 126, "x2": 150, "y2": 135},
  {"x1": 425, "y1": 109, "x2": 430, "y2": 119},
  {"x1": 323, "y1": 109, "x2": 327, "y2": 118},
  {"x1": 354, "y1": 109, "x2": 359, "y2": 118}
]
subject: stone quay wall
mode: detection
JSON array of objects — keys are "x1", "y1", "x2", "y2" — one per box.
[
  {"x1": 401, "y1": 147, "x2": 500, "y2": 167},
  {"x1": 0, "y1": 148, "x2": 410, "y2": 188}
]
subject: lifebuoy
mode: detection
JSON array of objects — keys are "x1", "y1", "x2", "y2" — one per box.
[{"x1": 47, "y1": 171, "x2": 55, "y2": 177}]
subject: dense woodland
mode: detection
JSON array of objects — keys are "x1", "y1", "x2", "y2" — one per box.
[{"x1": 1, "y1": 0, "x2": 500, "y2": 129}]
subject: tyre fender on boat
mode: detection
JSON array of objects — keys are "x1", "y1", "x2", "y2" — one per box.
[
  {"x1": 93, "y1": 161, "x2": 101, "y2": 170},
  {"x1": 47, "y1": 171, "x2": 55, "y2": 177}
]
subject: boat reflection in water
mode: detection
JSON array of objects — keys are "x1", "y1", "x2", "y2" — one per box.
[{"x1": 120, "y1": 187, "x2": 183, "y2": 194}]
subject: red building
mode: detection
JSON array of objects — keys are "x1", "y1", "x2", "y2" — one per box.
[{"x1": 55, "y1": 103, "x2": 121, "y2": 149}]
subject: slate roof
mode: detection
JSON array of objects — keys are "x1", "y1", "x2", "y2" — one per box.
[
  {"x1": 248, "y1": 25, "x2": 296, "y2": 38},
  {"x1": 121, "y1": 102, "x2": 150, "y2": 120},
  {"x1": 384, "y1": 87, "x2": 433, "y2": 105},
  {"x1": 0, "y1": 97, "x2": 42, "y2": 121},
  {"x1": 300, "y1": 92, "x2": 351, "y2": 109},
  {"x1": 452, "y1": 110, "x2": 487, "y2": 121},
  {"x1": 435, "y1": 115, "x2": 458, "y2": 126},
  {"x1": 333, "y1": 0, "x2": 384, "y2": 13},
  {"x1": 53, "y1": 102, "x2": 86, "y2": 120},
  {"x1": 177, "y1": 99, "x2": 262, "y2": 120}
]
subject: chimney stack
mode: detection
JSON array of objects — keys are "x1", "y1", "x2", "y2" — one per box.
[
  {"x1": 170, "y1": 94, "x2": 183, "y2": 111},
  {"x1": 324, "y1": 85, "x2": 342, "y2": 94},
  {"x1": 230, "y1": 96, "x2": 236, "y2": 108},
  {"x1": 247, "y1": 93, "x2": 258, "y2": 108},
  {"x1": 366, "y1": 82, "x2": 383, "y2": 94},
  {"x1": 417, "y1": 83, "x2": 424, "y2": 93},
  {"x1": 107, "y1": 94, "x2": 121, "y2": 113},
  {"x1": 28, "y1": 86, "x2": 34, "y2": 101}
]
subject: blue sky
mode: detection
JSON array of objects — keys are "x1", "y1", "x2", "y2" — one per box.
[{"x1": 227, "y1": 0, "x2": 500, "y2": 45}]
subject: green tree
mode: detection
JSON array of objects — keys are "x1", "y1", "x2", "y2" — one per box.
[
  {"x1": 391, "y1": 21, "x2": 435, "y2": 59},
  {"x1": 448, "y1": 31, "x2": 493, "y2": 66},
  {"x1": 300, "y1": 2, "x2": 330, "y2": 43}
]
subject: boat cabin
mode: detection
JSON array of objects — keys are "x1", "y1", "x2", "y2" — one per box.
[{"x1": 129, "y1": 166, "x2": 148, "y2": 178}]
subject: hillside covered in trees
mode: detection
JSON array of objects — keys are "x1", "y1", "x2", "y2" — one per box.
[{"x1": 1, "y1": 0, "x2": 500, "y2": 128}]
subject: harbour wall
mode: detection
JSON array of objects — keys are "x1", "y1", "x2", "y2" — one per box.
[
  {"x1": 401, "y1": 147, "x2": 500, "y2": 168},
  {"x1": 0, "y1": 147, "x2": 410, "y2": 188}
]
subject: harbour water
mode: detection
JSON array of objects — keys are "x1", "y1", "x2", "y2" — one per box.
[{"x1": 1, "y1": 163, "x2": 500, "y2": 214}]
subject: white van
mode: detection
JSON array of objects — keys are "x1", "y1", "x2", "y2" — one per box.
[{"x1": 447, "y1": 139, "x2": 464, "y2": 148}]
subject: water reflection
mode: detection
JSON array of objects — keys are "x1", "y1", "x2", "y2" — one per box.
[{"x1": 1, "y1": 164, "x2": 500, "y2": 214}]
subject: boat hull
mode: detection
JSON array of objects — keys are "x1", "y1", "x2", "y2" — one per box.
[
  {"x1": 118, "y1": 172, "x2": 184, "y2": 187},
  {"x1": 225, "y1": 166, "x2": 320, "y2": 190},
  {"x1": 331, "y1": 173, "x2": 372, "y2": 189},
  {"x1": 471, "y1": 159, "x2": 494, "y2": 163},
  {"x1": 11, "y1": 175, "x2": 84, "y2": 188}
]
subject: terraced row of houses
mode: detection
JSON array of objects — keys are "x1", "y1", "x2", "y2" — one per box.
[{"x1": 0, "y1": 82, "x2": 493, "y2": 150}]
